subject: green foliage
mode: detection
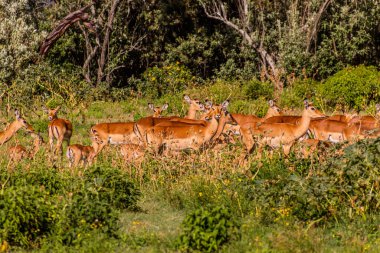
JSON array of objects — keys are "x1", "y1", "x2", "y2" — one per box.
[
  {"x1": 0, "y1": 166, "x2": 141, "y2": 248},
  {"x1": 139, "y1": 63, "x2": 195, "y2": 98},
  {"x1": 242, "y1": 79, "x2": 274, "y2": 100},
  {"x1": 317, "y1": 65, "x2": 380, "y2": 110},
  {"x1": 177, "y1": 206, "x2": 241, "y2": 252},
  {"x1": 280, "y1": 78, "x2": 320, "y2": 108},
  {"x1": 0, "y1": 185, "x2": 57, "y2": 247}
]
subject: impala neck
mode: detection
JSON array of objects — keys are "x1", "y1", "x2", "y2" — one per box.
[
  {"x1": 294, "y1": 109, "x2": 312, "y2": 140},
  {"x1": 210, "y1": 113, "x2": 229, "y2": 142},
  {"x1": 204, "y1": 116, "x2": 220, "y2": 141},
  {"x1": 0, "y1": 121, "x2": 23, "y2": 145},
  {"x1": 185, "y1": 104, "x2": 198, "y2": 119}
]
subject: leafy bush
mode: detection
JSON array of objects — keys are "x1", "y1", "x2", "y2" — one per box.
[
  {"x1": 177, "y1": 206, "x2": 241, "y2": 252},
  {"x1": 242, "y1": 79, "x2": 274, "y2": 100},
  {"x1": 82, "y1": 167, "x2": 141, "y2": 210},
  {"x1": 280, "y1": 78, "x2": 320, "y2": 108},
  {"x1": 139, "y1": 63, "x2": 195, "y2": 98},
  {"x1": 317, "y1": 65, "x2": 380, "y2": 110},
  {"x1": 0, "y1": 185, "x2": 57, "y2": 247}
]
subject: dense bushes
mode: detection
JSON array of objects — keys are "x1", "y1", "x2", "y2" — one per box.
[
  {"x1": 177, "y1": 206, "x2": 241, "y2": 252},
  {"x1": 318, "y1": 65, "x2": 380, "y2": 110},
  {"x1": 0, "y1": 166, "x2": 140, "y2": 248}
]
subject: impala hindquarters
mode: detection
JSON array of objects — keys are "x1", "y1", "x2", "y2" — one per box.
[{"x1": 44, "y1": 106, "x2": 72, "y2": 156}]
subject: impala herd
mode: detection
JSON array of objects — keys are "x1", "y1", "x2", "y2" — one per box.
[{"x1": 3, "y1": 95, "x2": 380, "y2": 168}]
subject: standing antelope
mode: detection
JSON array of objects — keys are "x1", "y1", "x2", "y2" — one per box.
[
  {"x1": 66, "y1": 144, "x2": 94, "y2": 168},
  {"x1": 148, "y1": 103, "x2": 168, "y2": 117},
  {"x1": 8, "y1": 132, "x2": 44, "y2": 162},
  {"x1": 183, "y1": 95, "x2": 205, "y2": 119},
  {"x1": 240, "y1": 100, "x2": 326, "y2": 155},
  {"x1": 145, "y1": 101, "x2": 232, "y2": 154},
  {"x1": 44, "y1": 106, "x2": 73, "y2": 155},
  {"x1": 0, "y1": 109, "x2": 34, "y2": 145}
]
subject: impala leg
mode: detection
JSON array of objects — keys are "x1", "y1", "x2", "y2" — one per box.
[
  {"x1": 48, "y1": 134, "x2": 54, "y2": 153},
  {"x1": 283, "y1": 144, "x2": 292, "y2": 156},
  {"x1": 240, "y1": 126, "x2": 255, "y2": 154}
]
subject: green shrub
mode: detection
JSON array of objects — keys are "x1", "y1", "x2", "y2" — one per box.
[
  {"x1": 317, "y1": 65, "x2": 380, "y2": 110},
  {"x1": 139, "y1": 63, "x2": 195, "y2": 98},
  {"x1": 82, "y1": 167, "x2": 141, "y2": 210},
  {"x1": 177, "y1": 206, "x2": 241, "y2": 252},
  {"x1": 280, "y1": 78, "x2": 320, "y2": 108},
  {"x1": 0, "y1": 185, "x2": 57, "y2": 247},
  {"x1": 242, "y1": 79, "x2": 273, "y2": 100}
]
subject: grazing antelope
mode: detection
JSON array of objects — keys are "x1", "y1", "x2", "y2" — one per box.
[
  {"x1": 148, "y1": 103, "x2": 168, "y2": 117},
  {"x1": 44, "y1": 106, "x2": 73, "y2": 155},
  {"x1": 8, "y1": 132, "x2": 44, "y2": 162},
  {"x1": 66, "y1": 144, "x2": 94, "y2": 168},
  {"x1": 0, "y1": 109, "x2": 34, "y2": 145},
  {"x1": 120, "y1": 144, "x2": 145, "y2": 164},
  {"x1": 240, "y1": 100, "x2": 326, "y2": 155},
  {"x1": 348, "y1": 104, "x2": 380, "y2": 131},
  {"x1": 145, "y1": 101, "x2": 232, "y2": 154},
  {"x1": 90, "y1": 122, "x2": 141, "y2": 162}
]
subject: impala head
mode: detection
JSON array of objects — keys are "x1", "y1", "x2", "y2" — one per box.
[
  {"x1": 148, "y1": 103, "x2": 168, "y2": 118},
  {"x1": 44, "y1": 106, "x2": 61, "y2": 121},
  {"x1": 184, "y1": 95, "x2": 205, "y2": 111},
  {"x1": 267, "y1": 100, "x2": 282, "y2": 116},
  {"x1": 204, "y1": 100, "x2": 230, "y2": 122},
  {"x1": 14, "y1": 109, "x2": 34, "y2": 133},
  {"x1": 303, "y1": 100, "x2": 326, "y2": 118}
]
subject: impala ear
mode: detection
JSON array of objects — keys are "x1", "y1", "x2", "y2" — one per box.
[
  {"x1": 303, "y1": 99, "x2": 309, "y2": 108},
  {"x1": 54, "y1": 106, "x2": 61, "y2": 113},
  {"x1": 161, "y1": 103, "x2": 168, "y2": 111},
  {"x1": 148, "y1": 103, "x2": 154, "y2": 111},
  {"x1": 184, "y1": 95, "x2": 191, "y2": 104},
  {"x1": 15, "y1": 109, "x2": 21, "y2": 119},
  {"x1": 268, "y1": 100, "x2": 274, "y2": 107},
  {"x1": 221, "y1": 100, "x2": 229, "y2": 110}
]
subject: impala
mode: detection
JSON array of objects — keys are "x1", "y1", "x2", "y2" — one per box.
[
  {"x1": 230, "y1": 100, "x2": 283, "y2": 127},
  {"x1": 119, "y1": 144, "x2": 145, "y2": 164},
  {"x1": 8, "y1": 132, "x2": 44, "y2": 162},
  {"x1": 66, "y1": 144, "x2": 94, "y2": 168},
  {"x1": 0, "y1": 109, "x2": 34, "y2": 145},
  {"x1": 145, "y1": 100, "x2": 232, "y2": 154},
  {"x1": 184, "y1": 95, "x2": 205, "y2": 119},
  {"x1": 348, "y1": 104, "x2": 380, "y2": 131},
  {"x1": 148, "y1": 103, "x2": 168, "y2": 117},
  {"x1": 134, "y1": 96, "x2": 207, "y2": 144},
  {"x1": 44, "y1": 106, "x2": 73, "y2": 155},
  {"x1": 240, "y1": 100, "x2": 326, "y2": 155}
]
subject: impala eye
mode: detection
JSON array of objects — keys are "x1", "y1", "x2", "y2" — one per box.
[{"x1": 311, "y1": 107, "x2": 315, "y2": 111}]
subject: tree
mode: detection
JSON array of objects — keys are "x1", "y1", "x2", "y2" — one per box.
[
  {"x1": 0, "y1": 0, "x2": 46, "y2": 85},
  {"x1": 200, "y1": 0, "x2": 332, "y2": 94}
]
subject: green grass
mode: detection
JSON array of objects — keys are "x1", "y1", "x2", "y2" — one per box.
[{"x1": 1, "y1": 91, "x2": 380, "y2": 252}]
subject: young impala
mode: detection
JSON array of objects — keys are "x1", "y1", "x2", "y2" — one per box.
[
  {"x1": 0, "y1": 109, "x2": 34, "y2": 145},
  {"x1": 240, "y1": 100, "x2": 326, "y2": 155},
  {"x1": 44, "y1": 106, "x2": 73, "y2": 155},
  {"x1": 8, "y1": 132, "x2": 44, "y2": 162},
  {"x1": 66, "y1": 144, "x2": 94, "y2": 168}
]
